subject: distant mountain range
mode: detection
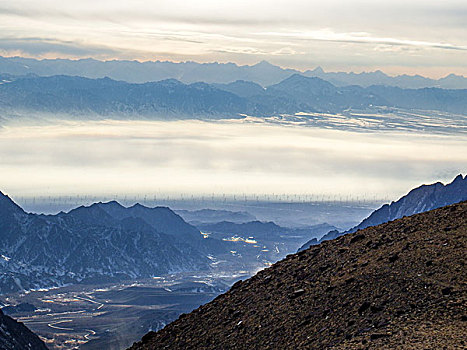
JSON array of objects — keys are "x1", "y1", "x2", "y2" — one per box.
[
  {"x1": 1, "y1": 73, "x2": 466, "y2": 118},
  {"x1": 299, "y1": 174, "x2": 467, "y2": 250},
  {"x1": 0, "y1": 193, "x2": 220, "y2": 294},
  {"x1": 306, "y1": 66, "x2": 467, "y2": 89},
  {"x1": 1, "y1": 56, "x2": 466, "y2": 89}
]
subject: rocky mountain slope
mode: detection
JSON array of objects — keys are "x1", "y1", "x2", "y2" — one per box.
[
  {"x1": 0, "y1": 75, "x2": 251, "y2": 118},
  {"x1": 0, "y1": 308, "x2": 48, "y2": 350},
  {"x1": 0, "y1": 193, "x2": 216, "y2": 294},
  {"x1": 300, "y1": 174, "x2": 467, "y2": 251},
  {"x1": 129, "y1": 201, "x2": 467, "y2": 350}
]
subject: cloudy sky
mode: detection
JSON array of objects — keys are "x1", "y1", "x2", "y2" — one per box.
[{"x1": 0, "y1": 0, "x2": 466, "y2": 77}]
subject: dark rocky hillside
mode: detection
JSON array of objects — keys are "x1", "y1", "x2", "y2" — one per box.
[
  {"x1": 0, "y1": 75, "x2": 252, "y2": 117},
  {"x1": 129, "y1": 201, "x2": 467, "y2": 349},
  {"x1": 0, "y1": 309, "x2": 48, "y2": 350},
  {"x1": 1, "y1": 56, "x2": 466, "y2": 89}
]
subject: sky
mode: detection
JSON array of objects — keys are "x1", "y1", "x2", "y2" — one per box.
[
  {"x1": 0, "y1": 0, "x2": 466, "y2": 77},
  {"x1": 0, "y1": 119, "x2": 465, "y2": 200}
]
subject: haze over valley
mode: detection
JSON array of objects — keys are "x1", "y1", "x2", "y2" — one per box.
[{"x1": 1, "y1": 115, "x2": 465, "y2": 201}]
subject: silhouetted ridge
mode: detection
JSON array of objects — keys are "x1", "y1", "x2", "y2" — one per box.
[
  {"x1": 353, "y1": 174, "x2": 466, "y2": 232},
  {"x1": 299, "y1": 174, "x2": 467, "y2": 251},
  {"x1": 0, "y1": 309, "x2": 48, "y2": 349},
  {"x1": 0, "y1": 191, "x2": 25, "y2": 215},
  {"x1": 1, "y1": 73, "x2": 466, "y2": 116}
]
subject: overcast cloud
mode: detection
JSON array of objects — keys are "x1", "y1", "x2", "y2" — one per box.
[{"x1": 0, "y1": 0, "x2": 466, "y2": 76}]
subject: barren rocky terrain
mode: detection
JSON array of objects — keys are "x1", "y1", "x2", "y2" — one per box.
[{"x1": 130, "y1": 201, "x2": 467, "y2": 349}]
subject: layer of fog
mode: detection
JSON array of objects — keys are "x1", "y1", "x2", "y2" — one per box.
[{"x1": 0, "y1": 118, "x2": 465, "y2": 199}]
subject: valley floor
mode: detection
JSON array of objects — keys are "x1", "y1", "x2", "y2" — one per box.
[{"x1": 1, "y1": 270, "x2": 243, "y2": 350}]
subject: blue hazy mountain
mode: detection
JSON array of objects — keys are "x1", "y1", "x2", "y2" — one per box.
[
  {"x1": 87, "y1": 201, "x2": 227, "y2": 254},
  {"x1": 0, "y1": 193, "x2": 218, "y2": 294},
  {"x1": 197, "y1": 221, "x2": 337, "y2": 242},
  {"x1": 212, "y1": 80, "x2": 266, "y2": 98},
  {"x1": 266, "y1": 74, "x2": 390, "y2": 112},
  {"x1": 1, "y1": 56, "x2": 466, "y2": 88},
  {"x1": 82, "y1": 201, "x2": 202, "y2": 241},
  {"x1": 304, "y1": 67, "x2": 467, "y2": 89},
  {"x1": 1, "y1": 73, "x2": 465, "y2": 117},
  {"x1": 299, "y1": 174, "x2": 467, "y2": 251},
  {"x1": 350, "y1": 174, "x2": 467, "y2": 233},
  {"x1": 0, "y1": 75, "x2": 251, "y2": 118},
  {"x1": 0, "y1": 57, "x2": 296, "y2": 86}
]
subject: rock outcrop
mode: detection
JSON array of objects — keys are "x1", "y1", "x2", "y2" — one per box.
[
  {"x1": 0, "y1": 309, "x2": 48, "y2": 350},
  {"x1": 130, "y1": 201, "x2": 467, "y2": 349},
  {"x1": 300, "y1": 174, "x2": 467, "y2": 251}
]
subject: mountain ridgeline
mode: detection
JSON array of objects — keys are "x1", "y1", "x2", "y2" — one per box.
[
  {"x1": 130, "y1": 201, "x2": 467, "y2": 350},
  {"x1": 1, "y1": 73, "x2": 466, "y2": 118},
  {"x1": 0, "y1": 194, "x2": 221, "y2": 294},
  {"x1": 300, "y1": 174, "x2": 467, "y2": 251},
  {"x1": 1, "y1": 56, "x2": 466, "y2": 88}
]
